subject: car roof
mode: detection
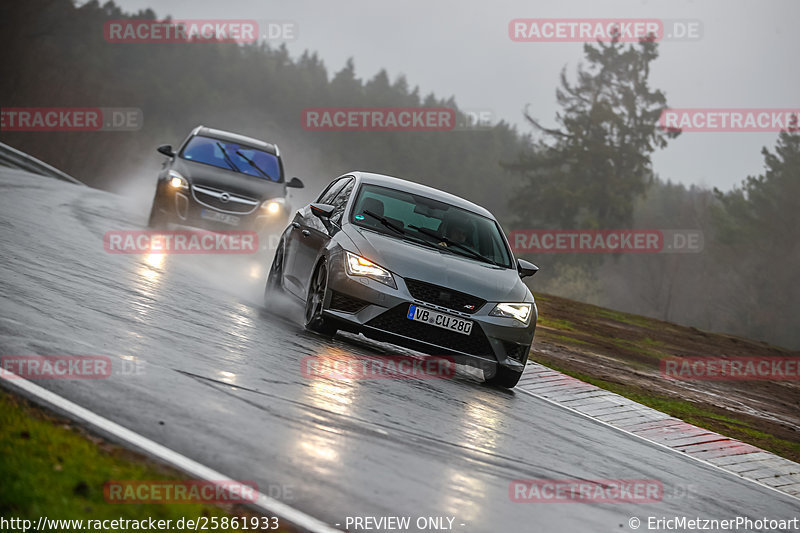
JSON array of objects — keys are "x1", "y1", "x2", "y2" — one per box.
[
  {"x1": 191, "y1": 126, "x2": 279, "y2": 156},
  {"x1": 348, "y1": 171, "x2": 495, "y2": 219}
]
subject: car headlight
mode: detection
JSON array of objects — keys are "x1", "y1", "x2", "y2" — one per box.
[
  {"x1": 344, "y1": 251, "x2": 396, "y2": 289},
  {"x1": 168, "y1": 170, "x2": 188, "y2": 190},
  {"x1": 261, "y1": 198, "x2": 285, "y2": 215},
  {"x1": 490, "y1": 302, "x2": 532, "y2": 324}
]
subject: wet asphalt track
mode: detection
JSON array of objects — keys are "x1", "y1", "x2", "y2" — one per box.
[{"x1": 0, "y1": 169, "x2": 798, "y2": 532}]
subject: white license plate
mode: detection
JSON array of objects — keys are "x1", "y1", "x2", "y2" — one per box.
[
  {"x1": 201, "y1": 209, "x2": 240, "y2": 226},
  {"x1": 407, "y1": 305, "x2": 473, "y2": 335}
]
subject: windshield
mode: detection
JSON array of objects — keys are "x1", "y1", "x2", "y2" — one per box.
[
  {"x1": 350, "y1": 183, "x2": 512, "y2": 268},
  {"x1": 180, "y1": 135, "x2": 282, "y2": 182}
]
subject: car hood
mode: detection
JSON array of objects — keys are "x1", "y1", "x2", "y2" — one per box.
[
  {"x1": 344, "y1": 226, "x2": 530, "y2": 302},
  {"x1": 174, "y1": 158, "x2": 285, "y2": 200}
]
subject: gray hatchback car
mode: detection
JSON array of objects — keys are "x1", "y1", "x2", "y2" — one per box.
[{"x1": 265, "y1": 172, "x2": 539, "y2": 388}]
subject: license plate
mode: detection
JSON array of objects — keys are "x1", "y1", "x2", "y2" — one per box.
[
  {"x1": 407, "y1": 305, "x2": 473, "y2": 335},
  {"x1": 201, "y1": 209, "x2": 240, "y2": 226}
]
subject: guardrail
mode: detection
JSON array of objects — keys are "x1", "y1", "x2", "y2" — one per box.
[{"x1": 0, "y1": 142, "x2": 84, "y2": 185}]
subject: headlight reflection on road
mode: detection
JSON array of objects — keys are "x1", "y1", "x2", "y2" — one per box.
[
  {"x1": 136, "y1": 253, "x2": 166, "y2": 283},
  {"x1": 126, "y1": 252, "x2": 169, "y2": 348},
  {"x1": 221, "y1": 303, "x2": 258, "y2": 358},
  {"x1": 132, "y1": 253, "x2": 167, "y2": 302},
  {"x1": 461, "y1": 401, "x2": 501, "y2": 452},
  {"x1": 437, "y1": 400, "x2": 499, "y2": 522},
  {"x1": 441, "y1": 470, "x2": 486, "y2": 524},
  {"x1": 145, "y1": 253, "x2": 165, "y2": 269},
  {"x1": 292, "y1": 348, "x2": 361, "y2": 476},
  {"x1": 308, "y1": 379, "x2": 354, "y2": 415},
  {"x1": 217, "y1": 370, "x2": 237, "y2": 384}
]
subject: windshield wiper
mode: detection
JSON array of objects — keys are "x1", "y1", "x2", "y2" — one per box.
[
  {"x1": 362, "y1": 210, "x2": 440, "y2": 250},
  {"x1": 363, "y1": 210, "x2": 405, "y2": 235},
  {"x1": 235, "y1": 150, "x2": 275, "y2": 181},
  {"x1": 215, "y1": 142, "x2": 240, "y2": 172},
  {"x1": 409, "y1": 225, "x2": 499, "y2": 266}
]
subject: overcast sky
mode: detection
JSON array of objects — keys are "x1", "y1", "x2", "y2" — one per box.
[{"x1": 110, "y1": 0, "x2": 798, "y2": 191}]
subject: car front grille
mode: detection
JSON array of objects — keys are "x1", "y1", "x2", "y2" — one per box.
[
  {"x1": 366, "y1": 305, "x2": 493, "y2": 356},
  {"x1": 403, "y1": 278, "x2": 486, "y2": 314},
  {"x1": 191, "y1": 185, "x2": 259, "y2": 214},
  {"x1": 329, "y1": 291, "x2": 369, "y2": 314}
]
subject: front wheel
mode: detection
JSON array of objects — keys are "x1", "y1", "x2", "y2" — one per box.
[
  {"x1": 484, "y1": 365, "x2": 522, "y2": 389},
  {"x1": 304, "y1": 260, "x2": 338, "y2": 336}
]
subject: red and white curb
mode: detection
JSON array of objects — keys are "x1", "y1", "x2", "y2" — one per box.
[{"x1": 517, "y1": 362, "x2": 800, "y2": 499}]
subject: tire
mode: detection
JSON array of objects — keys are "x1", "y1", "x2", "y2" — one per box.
[
  {"x1": 264, "y1": 242, "x2": 284, "y2": 306},
  {"x1": 484, "y1": 365, "x2": 522, "y2": 389},
  {"x1": 147, "y1": 192, "x2": 167, "y2": 229},
  {"x1": 304, "y1": 260, "x2": 338, "y2": 336}
]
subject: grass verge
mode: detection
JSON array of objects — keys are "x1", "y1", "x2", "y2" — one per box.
[{"x1": 0, "y1": 390, "x2": 284, "y2": 531}]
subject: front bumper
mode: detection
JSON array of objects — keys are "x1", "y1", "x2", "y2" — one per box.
[
  {"x1": 322, "y1": 251, "x2": 536, "y2": 377},
  {"x1": 154, "y1": 183, "x2": 288, "y2": 233}
]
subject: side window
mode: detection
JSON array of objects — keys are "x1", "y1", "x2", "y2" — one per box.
[
  {"x1": 329, "y1": 179, "x2": 355, "y2": 224},
  {"x1": 318, "y1": 177, "x2": 347, "y2": 204}
]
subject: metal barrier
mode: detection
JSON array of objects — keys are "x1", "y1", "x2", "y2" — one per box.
[{"x1": 0, "y1": 142, "x2": 84, "y2": 185}]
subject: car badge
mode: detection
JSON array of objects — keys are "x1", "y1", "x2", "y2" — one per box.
[{"x1": 219, "y1": 192, "x2": 230, "y2": 203}]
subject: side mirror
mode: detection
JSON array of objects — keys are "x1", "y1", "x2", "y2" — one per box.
[
  {"x1": 287, "y1": 177, "x2": 304, "y2": 189},
  {"x1": 157, "y1": 144, "x2": 175, "y2": 157},
  {"x1": 517, "y1": 258, "x2": 539, "y2": 278},
  {"x1": 310, "y1": 203, "x2": 336, "y2": 219}
]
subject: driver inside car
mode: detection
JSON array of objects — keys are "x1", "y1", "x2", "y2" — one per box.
[{"x1": 440, "y1": 215, "x2": 472, "y2": 247}]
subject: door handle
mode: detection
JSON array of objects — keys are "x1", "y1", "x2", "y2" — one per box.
[
  {"x1": 291, "y1": 222, "x2": 300, "y2": 229},
  {"x1": 301, "y1": 230, "x2": 311, "y2": 237}
]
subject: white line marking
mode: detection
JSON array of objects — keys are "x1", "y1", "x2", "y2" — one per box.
[
  {"x1": 1, "y1": 371, "x2": 342, "y2": 532},
  {"x1": 514, "y1": 386, "x2": 800, "y2": 502}
]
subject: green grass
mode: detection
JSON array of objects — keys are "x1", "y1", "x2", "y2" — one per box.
[
  {"x1": 606, "y1": 337, "x2": 670, "y2": 361},
  {"x1": 538, "y1": 330, "x2": 592, "y2": 346},
  {"x1": 531, "y1": 359, "x2": 800, "y2": 462},
  {"x1": 537, "y1": 316, "x2": 576, "y2": 331},
  {"x1": 0, "y1": 391, "x2": 257, "y2": 530},
  {"x1": 591, "y1": 307, "x2": 656, "y2": 328},
  {"x1": 641, "y1": 337, "x2": 666, "y2": 348}
]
